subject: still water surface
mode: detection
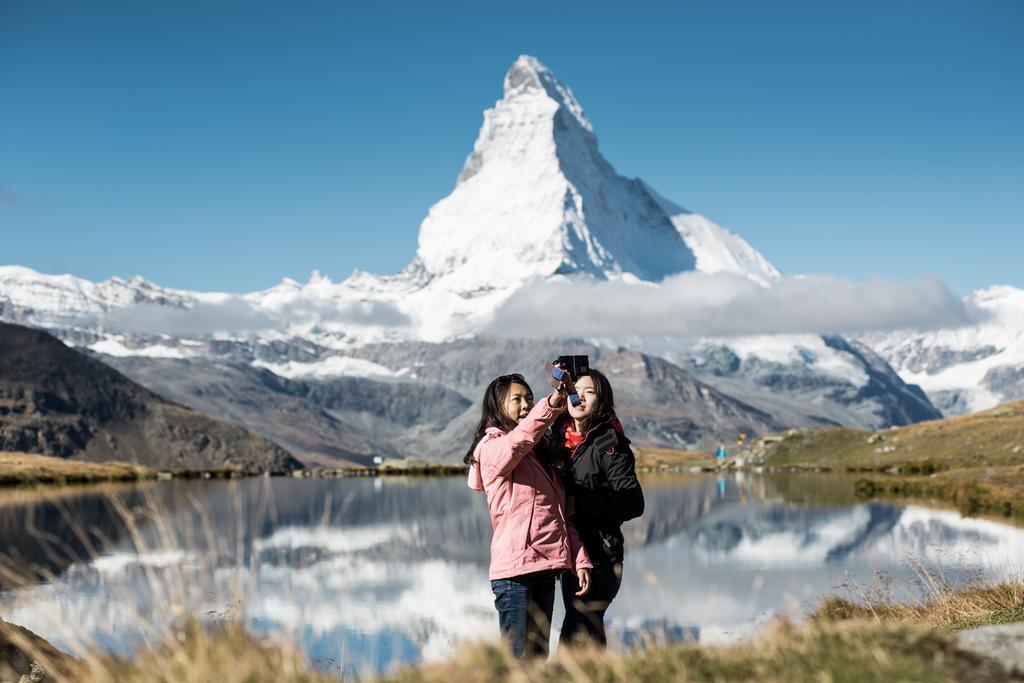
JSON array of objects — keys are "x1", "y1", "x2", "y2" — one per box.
[{"x1": 1, "y1": 473, "x2": 1022, "y2": 677}]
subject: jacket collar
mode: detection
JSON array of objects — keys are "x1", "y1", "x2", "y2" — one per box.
[{"x1": 567, "y1": 416, "x2": 627, "y2": 458}]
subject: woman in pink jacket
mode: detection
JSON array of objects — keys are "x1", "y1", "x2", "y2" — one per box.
[{"x1": 466, "y1": 372, "x2": 592, "y2": 659}]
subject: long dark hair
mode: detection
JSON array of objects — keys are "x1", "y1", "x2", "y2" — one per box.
[
  {"x1": 464, "y1": 373, "x2": 568, "y2": 477},
  {"x1": 464, "y1": 374, "x2": 532, "y2": 465},
  {"x1": 555, "y1": 367, "x2": 617, "y2": 437}
]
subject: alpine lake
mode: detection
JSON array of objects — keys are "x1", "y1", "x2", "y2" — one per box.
[{"x1": 1, "y1": 471, "x2": 1022, "y2": 678}]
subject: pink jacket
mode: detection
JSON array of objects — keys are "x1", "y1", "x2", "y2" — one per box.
[{"x1": 468, "y1": 399, "x2": 591, "y2": 580}]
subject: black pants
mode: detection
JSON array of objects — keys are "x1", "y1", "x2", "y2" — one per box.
[{"x1": 559, "y1": 562, "x2": 622, "y2": 647}]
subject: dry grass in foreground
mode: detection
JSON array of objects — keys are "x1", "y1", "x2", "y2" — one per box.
[
  {"x1": 381, "y1": 621, "x2": 1017, "y2": 683},
  {"x1": 0, "y1": 451, "x2": 154, "y2": 487},
  {"x1": 815, "y1": 579, "x2": 1024, "y2": 632},
  {"x1": 69, "y1": 621, "x2": 335, "y2": 683},
  {"x1": 4, "y1": 618, "x2": 1019, "y2": 683}
]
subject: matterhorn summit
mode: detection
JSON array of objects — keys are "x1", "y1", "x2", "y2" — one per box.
[{"x1": 412, "y1": 55, "x2": 770, "y2": 295}]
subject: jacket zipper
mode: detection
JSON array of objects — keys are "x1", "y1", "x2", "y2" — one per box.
[{"x1": 569, "y1": 425, "x2": 599, "y2": 460}]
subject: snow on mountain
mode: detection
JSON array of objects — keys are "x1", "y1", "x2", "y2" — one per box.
[
  {"x1": 0, "y1": 265, "x2": 191, "y2": 323},
  {"x1": 699, "y1": 334, "x2": 869, "y2": 387},
  {"x1": 857, "y1": 285, "x2": 1024, "y2": 414},
  {"x1": 652, "y1": 332, "x2": 940, "y2": 429},
  {"x1": 416, "y1": 55, "x2": 697, "y2": 292},
  {"x1": 642, "y1": 183, "x2": 780, "y2": 286},
  {"x1": 88, "y1": 337, "x2": 202, "y2": 359},
  {"x1": 252, "y1": 355, "x2": 408, "y2": 381}
]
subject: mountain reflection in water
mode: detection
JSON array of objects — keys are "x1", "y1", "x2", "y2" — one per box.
[{"x1": 0, "y1": 473, "x2": 1022, "y2": 677}]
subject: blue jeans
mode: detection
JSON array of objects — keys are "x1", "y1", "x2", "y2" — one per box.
[
  {"x1": 490, "y1": 571, "x2": 556, "y2": 659},
  {"x1": 559, "y1": 562, "x2": 622, "y2": 647}
]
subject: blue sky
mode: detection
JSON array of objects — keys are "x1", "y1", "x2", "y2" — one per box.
[{"x1": 2, "y1": 0, "x2": 1021, "y2": 294}]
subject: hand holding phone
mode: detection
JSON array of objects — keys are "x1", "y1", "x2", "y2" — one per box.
[{"x1": 547, "y1": 355, "x2": 589, "y2": 407}]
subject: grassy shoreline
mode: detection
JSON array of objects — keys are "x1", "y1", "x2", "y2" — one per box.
[
  {"x1": 0, "y1": 451, "x2": 156, "y2": 487},
  {"x1": 0, "y1": 451, "x2": 282, "y2": 489},
  {"x1": 0, "y1": 452, "x2": 477, "y2": 489},
  {"x1": 851, "y1": 466, "x2": 1024, "y2": 521},
  {"x1": 633, "y1": 447, "x2": 717, "y2": 471},
  {"x1": 0, "y1": 448, "x2": 726, "y2": 491},
  {"x1": 735, "y1": 400, "x2": 1024, "y2": 522}
]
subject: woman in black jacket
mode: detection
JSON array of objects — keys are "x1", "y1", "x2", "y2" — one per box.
[{"x1": 555, "y1": 368, "x2": 644, "y2": 647}]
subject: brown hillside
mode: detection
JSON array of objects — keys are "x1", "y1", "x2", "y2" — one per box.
[{"x1": 0, "y1": 322, "x2": 301, "y2": 473}]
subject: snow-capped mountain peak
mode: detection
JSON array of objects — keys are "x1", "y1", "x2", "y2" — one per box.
[
  {"x1": 0, "y1": 265, "x2": 189, "y2": 323},
  {"x1": 419, "y1": 55, "x2": 700, "y2": 294},
  {"x1": 856, "y1": 284, "x2": 1024, "y2": 414}
]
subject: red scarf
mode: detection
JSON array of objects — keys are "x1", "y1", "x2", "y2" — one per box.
[{"x1": 564, "y1": 425, "x2": 585, "y2": 452}]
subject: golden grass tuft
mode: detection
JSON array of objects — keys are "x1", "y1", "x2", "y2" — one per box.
[
  {"x1": 813, "y1": 573, "x2": 1024, "y2": 631},
  {"x1": 853, "y1": 465, "x2": 1024, "y2": 522},
  {"x1": 0, "y1": 451, "x2": 155, "y2": 487},
  {"x1": 70, "y1": 619, "x2": 336, "y2": 683}
]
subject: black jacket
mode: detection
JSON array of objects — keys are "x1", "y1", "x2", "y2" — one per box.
[{"x1": 562, "y1": 418, "x2": 645, "y2": 566}]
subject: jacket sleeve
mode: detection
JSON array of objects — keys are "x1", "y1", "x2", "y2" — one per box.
[
  {"x1": 467, "y1": 460, "x2": 484, "y2": 492},
  {"x1": 477, "y1": 399, "x2": 561, "y2": 479},
  {"x1": 574, "y1": 442, "x2": 645, "y2": 525},
  {"x1": 567, "y1": 519, "x2": 592, "y2": 571}
]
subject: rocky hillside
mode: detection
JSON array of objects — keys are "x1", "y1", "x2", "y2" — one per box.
[
  {"x1": 101, "y1": 356, "x2": 472, "y2": 467},
  {"x1": 350, "y1": 338, "x2": 786, "y2": 453},
  {"x1": 93, "y1": 338, "x2": 783, "y2": 464},
  {"x1": 0, "y1": 322, "x2": 301, "y2": 473}
]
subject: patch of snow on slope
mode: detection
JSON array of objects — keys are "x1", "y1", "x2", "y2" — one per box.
[
  {"x1": 858, "y1": 285, "x2": 1024, "y2": 412},
  {"x1": 0, "y1": 265, "x2": 191, "y2": 320},
  {"x1": 725, "y1": 335, "x2": 869, "y2": 387},
  {"x1": 89, "y1": 337, "x2": 200, "y2": 359},
  {"x1": 642, "y1": 183, "x2": 780, "y2": 286},
  {"x1": 253, "y1": 356, "x2": 404, "y2": 380}
]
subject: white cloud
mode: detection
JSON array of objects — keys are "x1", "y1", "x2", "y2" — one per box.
[
  {"x1": 487, "y1": 273, "x2": 980, "y2": 338},
  {"x1": 279, "y1": 297, "x2": 410, "y2": 328},
  {"x1": 95, "y1": 296, "x2": 409, "y2": 335},
  {"x1": 100, "y1": 298, "x2": 275, "y2": 334}
]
